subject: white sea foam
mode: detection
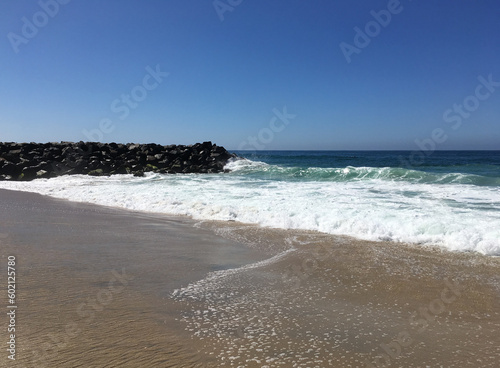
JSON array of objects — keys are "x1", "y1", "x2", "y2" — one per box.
[{"x1": 1, "y1": 162, "x2": 499, "y2": 256}]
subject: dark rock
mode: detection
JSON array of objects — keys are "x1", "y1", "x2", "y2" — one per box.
[
  {"x1": 145, "y1": 164, "x2": 158, "y2": 172},
  {"x1": 112, "y1": 165, "x2": 130, "y2": 175},
  {"x1": 36, "y1": 170, "x2": 50, "y2": 179},
  {"x1": 0, "y1": 141, "x2": 237, "y2": 181},
  {"x1": 88, "y1": 169, "x2": 105, "y2": 176},
  {"x1": 1, "y1": 162, "x2": 19, "y2": 176}
]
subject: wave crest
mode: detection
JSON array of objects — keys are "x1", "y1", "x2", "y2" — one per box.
[{"x1": 225, "y1": 159, "x2": 500, "y2": 186}]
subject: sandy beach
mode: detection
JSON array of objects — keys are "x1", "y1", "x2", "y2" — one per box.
[{"x1": 1, "y1": 188, "x2": 499, "y2": 367}]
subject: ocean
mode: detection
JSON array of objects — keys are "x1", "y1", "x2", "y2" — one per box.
[{"x1": 1, "y1": 150, "x2": 499, "y2": 256}]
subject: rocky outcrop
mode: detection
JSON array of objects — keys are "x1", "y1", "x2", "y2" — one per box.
[{"x1": 0, "y1": 141, "x2": 237, "y2": 181}]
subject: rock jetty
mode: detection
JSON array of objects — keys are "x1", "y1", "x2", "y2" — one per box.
[{"x1": 0, "y1": 141, "x2": 237, "y2": 181}]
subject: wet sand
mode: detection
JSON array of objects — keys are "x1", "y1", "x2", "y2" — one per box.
[
  {"x1": 0, "y1": 189, "x2": 266, "y2": 367},
  {"x1": 1, "y1": 188, "x2": 499, "y2": 367}
]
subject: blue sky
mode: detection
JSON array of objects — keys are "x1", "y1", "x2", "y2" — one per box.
[{"x1": 1, "y1": 0, "x2": 499, "y2": 150}]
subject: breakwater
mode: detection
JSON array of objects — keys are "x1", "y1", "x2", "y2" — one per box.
[{"x1": 0, "y1": 141, "x2": 236, "y2": 180}]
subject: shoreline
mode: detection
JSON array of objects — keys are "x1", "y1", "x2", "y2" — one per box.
[
  {"x1": 1, "y1": 188, "x2": 499, "y2": 367},
  {"x1": 1, "y1": 181, "x2": 497, "y2": 259}
]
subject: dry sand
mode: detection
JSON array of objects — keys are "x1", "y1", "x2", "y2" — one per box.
[{"x1": 0, "y1": 188, "x2": 499, "y2": 367}]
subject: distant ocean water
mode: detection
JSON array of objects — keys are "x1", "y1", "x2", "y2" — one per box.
[{"x1": 1, "y1": 150, "x2": 499, "y2": 256}]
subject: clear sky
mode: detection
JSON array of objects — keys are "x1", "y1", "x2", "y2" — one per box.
[{"x1": 1, "y1": 0, "x2": 499, "y2": 150}]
